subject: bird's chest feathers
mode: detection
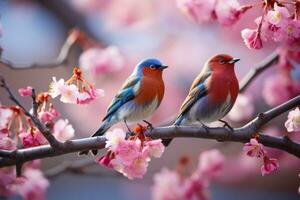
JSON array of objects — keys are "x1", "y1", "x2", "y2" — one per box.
[
  {"x1": 134, "y1": 74, "x2": 164, "y2": 105},
  {"x1": 208, "y1": 71, "x2": 238, "y2": 104}
]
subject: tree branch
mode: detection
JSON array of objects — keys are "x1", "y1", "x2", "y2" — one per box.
[
  {"x1": 0, "y1": 76, "x2": 61, "y2": 148},
  {"x1": 239, "y1": 51, "x2": 279, "y2": 92},
  {"x1": 0, "y1": 95, "x2": 299, "y2": 169},
  {"x1": 0, "y1": 150, "x2": 13, "y2": 158}
]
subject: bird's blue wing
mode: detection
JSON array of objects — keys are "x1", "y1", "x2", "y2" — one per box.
[
  {"x1": 176, "y1": 72, "x2": 211, "y2": 119},
  {"x1": 102, "y1": 76, "x2": 141, "y2": 121}
]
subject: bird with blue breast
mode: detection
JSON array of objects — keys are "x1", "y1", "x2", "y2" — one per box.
[
  {"x1": 79, "y1": 58, "x2": 168, "y2": 155},
  {"x1": 162, "y1": 54, "x2": 240, "y2": 146}
]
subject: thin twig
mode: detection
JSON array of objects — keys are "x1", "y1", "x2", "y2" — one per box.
[
  {"x1": 239, "y1": 51, "x2": 279, "y2": 92},
  {"x1": 0, "y1": 95, "x2": 299, "y2": 169},
  {"x1": 0, "y1": 76, "x2": 61, "y2": 148},
  {"x1": 31, "y1": 88, "x2": 39, "y2": 118}
]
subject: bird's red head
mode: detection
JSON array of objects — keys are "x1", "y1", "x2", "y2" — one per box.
[{"x1": 208, "y1": 54, "x2": 240, "y2": 71}]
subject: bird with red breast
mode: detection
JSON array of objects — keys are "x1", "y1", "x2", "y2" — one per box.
[
  {"x1": 79, "y1": 58, "x2": 168, "y2": 155},
  {"x1": 163, "y1": 54, "x2": 240, "y2": 146}
]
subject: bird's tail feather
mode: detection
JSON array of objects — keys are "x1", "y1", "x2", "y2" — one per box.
[
  {"x1": 78, "y1": 121, "x2": 112, "y2": 156},
  {"x1": 91, "y1": 122, "x2": 111, "y2": 137},
  {"x1": 162, "y1": 115, "x2": 183, "y2": 146}
]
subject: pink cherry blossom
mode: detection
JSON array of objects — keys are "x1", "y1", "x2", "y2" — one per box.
[
  {"x1": 254, "y1": 16, "x2": 275, "y2": 42},
  {"x1": 228, "y1": 94, "x2": 254, "y2": 122},
  {"x1": 38, "y1": 108, "x2": 59, "y2": 122},
  {"x1": 197, "y1": 149, "x2": 224, "y2": 180},
  {"x1": 0, "y1": 134, "x2": 16, "y2": 150},
  {"x1": 266, "y1": 3, "x2": 290, "y2": 27},
  {"x1": 243, "y1": 138, "x2": 266, "y2": 158},
  {"x1": 144, "y1": 139, "x2": 165, "y2": 158},
  {"x1": 241, "y1": 28, "x2": 263, "y2": 49},
  {"x1": 49, "y1": 77, "x2": 65, "y2": 98},
  {"x1": 152, "y1": 168, "x2": 185, "y2": 200},
  {"x1": 184, "y1": 174, "x2": 208, "y2": 200},
  {"x1": 215, "y1": 0, "x2": 251, "y2": 26},
  {"x1": 18, "y1": 86, "x2": 33, "y2": 97},
  {"x1": 105, "y1": 128, "x2": 126, "y2": 150},
  {"x1": 102, "y1": 0, "x2": 155, "y2": 29},
  {"x1": 282, "y1": 20, "x2": 300, "y2": 39},
  {"x1": 79, "y1": 46, "x2": 125, "y2": 75},
  {"x1": 59, "y1": 84, "x2": 79, "y2": 104},
  {"x1": 272, "y1": 20, "x2": 300, "y2": 43},
  {"x1": 152, "y1": 150, "x2": 224, "y2": 200},
  {"x1": 11, "y1": 168, "x2": 49, "y2": 200},
  {"x1": 19, "y1": 129, "x2": 47, "y2": 148},
  {"x1": 120, "y1": 150, "x2": 150, "y2": 179},
  {"x1": 77, "y1": 85, "x2": 104, "y2": 104},
  {"x1": 53, "y1": 119, "x2": 75, "y2": 142},
  {"x1": 0, "y1": 168, "x2": 16, "y2": 196},
  {"x1": 287, "y1": 37, "x2": 300, "y2": 51},
  {"x1": 96, "y1": 150, "x2": 114, "y2": 168},
  {"x1": 49, "y1": 75, "x2": 104, "y2": 105},
  {"x1": 99, "y1": 127, "x2": 165, "y2": 179},
  {"x1": 262, "y1": 74, "x2": 300, "y2": 106},
  {"x1": 49, "y1": 77, "x2": 78, "y2": 103},
  {"x1": 109, "y1": 156, "x2": 125, "y2": 173},
  {"x1": 0, "y1": 107, "x2": 13, "y2": 129},
  {"x1": 285, "y1": 107, "x2": 300, "y2": 132},
  {"x1": 261, "y1": 156, "x2": 279, "y2": 176},
  {"x1": 177, "y1": 0, "x2": 250, "y2": 26},
  {"x1": 177, "y1": 0, "x2": 217, "y2": 23},
  {"x1": 114, "y1": 139, "x2": 141, "y2": 165}
]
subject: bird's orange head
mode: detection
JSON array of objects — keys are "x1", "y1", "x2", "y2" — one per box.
[{"x1": 207, "y1": 54, "x2": 240, "y2": 72}]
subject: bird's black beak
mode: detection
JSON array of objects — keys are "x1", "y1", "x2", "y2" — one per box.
[
  {"x1": 228, "y1": 58, "x2": 240, "y2": 64},
  {"x1": 159, "y1": 65, "x2": 168, "y2": 70}
]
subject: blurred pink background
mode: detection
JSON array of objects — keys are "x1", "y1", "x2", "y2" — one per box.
[{"x1": 0, "y1": 0, "x2": 299, "y2": 199}]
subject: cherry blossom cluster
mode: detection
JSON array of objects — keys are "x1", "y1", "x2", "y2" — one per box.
[
  {"x1": 96, "y1": 125, "x2": 165, "y2": 179},
  {"x1": 0, "y1": 63, "x2": 108, "y2": 199},
  {"x1": 66, "y1": 29, "x2": 126, "y2": 76},
  {"x1": 0, "y1": 89, "x2": 74, "y2": 149},
  {"x1": 243, "y1": 137, "x2": 279, "y2": 176},
  {"x1": 262, "y1": 50, "x2": 300, "y2": 107},
  {"x1": 152, "y1": 149, "x2": 224, "y2": 200},
  {"x1": 49, "y1": 67, "x2": 104, "y2": 104},
  {"x1": 0, "y1": 161, "x2": 49, "y2": 200},
  {"x1": 242, "y1": 1, "x2": 300, "y2": 50},
  {"x1": 79, "y1": 46, "x2": 125, "y2": 75},
  {"x1": 177, "y1": 0, "x2": 252, "y2": 26}
]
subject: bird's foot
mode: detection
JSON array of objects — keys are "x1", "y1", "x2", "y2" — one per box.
[
  {"x1": 143, "y1": 120, "x2": 154, "y2": 131},
  {"x1": 124, "y1": 120, "x2": 134, "y2": 136},
  {"x1": 219, "y1": 119, "x2": 234, "y2": 131},
  {"x1": 78, "y1": 150, "x2": 89, "y2": 156}
]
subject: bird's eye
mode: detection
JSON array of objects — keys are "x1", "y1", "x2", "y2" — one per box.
[
  {"x1": 219, "y1": 60, "x2": 226, "y2": 64},
  {"x1": 150, "y1": 65, "x2": 156, "y2": 69}
]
